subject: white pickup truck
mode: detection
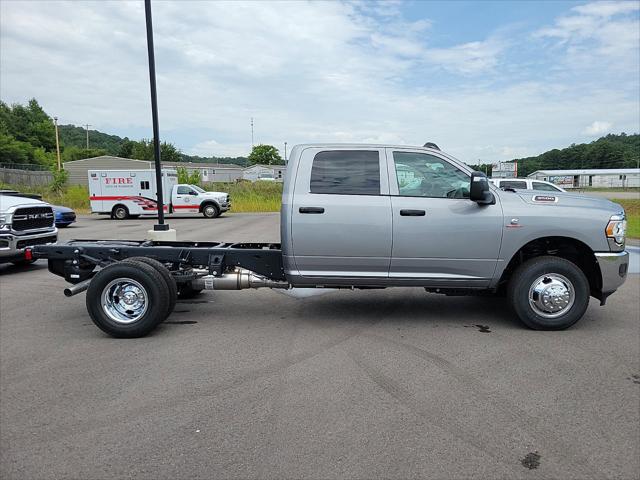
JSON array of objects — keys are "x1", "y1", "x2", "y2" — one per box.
[
  {"x1": 89, "y1": 168, "x2": 230, "y2": 219},
  {"x1": 0, "y1": 192, "x2": 57, "y2": 265}
]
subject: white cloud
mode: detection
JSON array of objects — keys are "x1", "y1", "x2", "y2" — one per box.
[
  {"x1": 0, "y1": 1, "x2": 638, "y2": 163},
  {"x1": 583, "y1": 121, "x2": 613, "y2": 136},
  {"x1": 423, "y1": 38, "x2": 506, "y2": 74},
  {"x1": 535, "y1": 1, "x2": 640, "y2": 64}
]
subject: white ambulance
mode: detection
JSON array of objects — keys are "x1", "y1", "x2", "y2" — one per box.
[{"x1": 88, "y1": 169, "x2": 231, "y2": 219}]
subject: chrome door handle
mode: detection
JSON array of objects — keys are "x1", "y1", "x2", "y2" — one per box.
[
  {"x1": 299, "y1": 207, "x2": 325, "y2": 214},
  {"x1": 400, "y1": 209, "x2": 426, "y2": 216}
]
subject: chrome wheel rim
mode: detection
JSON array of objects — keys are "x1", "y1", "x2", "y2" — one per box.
[
  {"x1": 102, "y1": 278, "x2": 148, "y2": 324},
  {"x1": 115, "y1": 208, "x2": 126, "y2": 219},
  {"x1": 204, "y1": 206, "x2": 215, "y2": 216},
  {"x1": 528, "y1": 273, "x2": 575, "y2": 319}
]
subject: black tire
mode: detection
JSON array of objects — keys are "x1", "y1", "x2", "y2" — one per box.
[
  {"x1": 507, "y1": 256, "x2": 590, "y2": 330},
  {"x1": 122, "y1": 257, "x2": 177, "y2": 317},
  {"x1": 86, "y1": 261, "x2": 170, "y2": 338},
  {"x1": 202, "y1": 203, "x2": 219, "y2": 219},
  {"x1": 177, "y1": 282, "x2": 203, "y2": 299},
  {"x1": 112, "y1": 205, "x2": 129, "y2": 220}
]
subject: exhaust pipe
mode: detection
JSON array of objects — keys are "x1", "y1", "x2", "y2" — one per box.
[
  {"x1": 64, "y1": 278, "x2": 92, "y2": 297},
  {"x1": 191, "y1": 270, "x2": 289, "y2": 291}
]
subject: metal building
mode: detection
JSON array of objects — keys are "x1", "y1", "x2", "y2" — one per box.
[
  {"x1": 64, "y1": 156, "x2": 243, "y2": 186},
  {"x1": 242, "y1": 164, "x2": 287, "y2": 182},
  {"x1": 527, "y1": 168, "x2": 640, "y2": 189}
]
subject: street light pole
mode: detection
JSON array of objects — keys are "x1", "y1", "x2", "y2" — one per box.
[
  {"x1": 144, "y1": 0, "x2": 169, "y2": 232},
  {"x1": 53, "y1": 117, "x2": 61, "y2": 171}
]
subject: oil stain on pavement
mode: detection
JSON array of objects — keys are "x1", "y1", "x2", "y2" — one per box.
[{"x1": 521, "y1": 452, "x2": 541, "y2": 469}]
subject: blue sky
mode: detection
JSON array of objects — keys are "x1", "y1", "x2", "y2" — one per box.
[{"x1": 1, "y1": 1, "x2": 638, "y2": 163}]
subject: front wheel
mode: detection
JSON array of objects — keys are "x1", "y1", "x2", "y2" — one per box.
[
  {"x1": 202, "y1": 204, "x2": 219, "y2": 219},
  {"x1": 112, "y1": 205, "x2": 129, "y2": 220},
  {"x1": 507, "y1": 256, "x2": 590, "y2": 330}
]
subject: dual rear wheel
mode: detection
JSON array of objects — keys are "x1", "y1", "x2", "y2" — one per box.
[{"x1": 86, "y1": 258, "x2": 178, "y2": 338}]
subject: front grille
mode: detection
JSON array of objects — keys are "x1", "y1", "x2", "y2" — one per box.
[
  {"x1": 16, "y1": 235, "x2": 57, "y2": 249},
  {"x1": 12, "y1": 206, "x2": 54, "y2": 231}
]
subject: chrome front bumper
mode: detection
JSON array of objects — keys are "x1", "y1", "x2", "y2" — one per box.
[
  {"x1": 595, "y1": 251, "x2": 629, "y2": 296},
  {"x1": 0, "y1": 229, "x2": 58, "y2": 262}
]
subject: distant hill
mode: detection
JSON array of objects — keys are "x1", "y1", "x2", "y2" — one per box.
[
  {"x1": 58, "y1": 124, "x2": 249, "y2": 166},
  {"x1": 509, "y1": 133, "x2": 639, "y2": 177},
  {"x1": 58, "y1": 124, "x2": 124, "y2": 155}
]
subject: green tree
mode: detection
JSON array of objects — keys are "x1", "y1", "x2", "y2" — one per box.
[
  {"x1": 118, "y1": 138, "x2": 135, "y2": 158},
  {"x1": 62, "y1": 145, "x2": 107, "y2": 162},
  {"x1": 248, "y1": 144, "x2": 283, "y2": 165},
  {"x1": 176, "y1": 166, "x2": 201, "y2": 185},
  {"x1": 130, "y1": 139, "x2": 182, "y2": 162},
  {"x1": 49, "y1": 166, "x2": 69, "y2": 194}
]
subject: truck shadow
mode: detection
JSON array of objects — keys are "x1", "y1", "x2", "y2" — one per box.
[
  {"x1": 275, "y1": 289, "x2": 520, "y2": 330},
  {"x1": 0, "y1": 261, "x2": 48, "y2": 276}
]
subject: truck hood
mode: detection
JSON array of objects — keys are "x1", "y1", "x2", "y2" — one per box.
[
  {"x1": 0, "y1": 195, "x2": 50, "y2": 212},
  {"x1": 201, "y1": 191, "x2": 227, "y2": 198},
  {"x1": 514, "y1": 190, "x2": 624, "y2": 214}
]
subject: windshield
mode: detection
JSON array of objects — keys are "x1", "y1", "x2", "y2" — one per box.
[{"x1": 190, "y1": 185, "x2": 206, "y2": 193}]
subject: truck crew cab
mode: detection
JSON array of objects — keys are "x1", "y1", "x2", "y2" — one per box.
[
  {"x1": 34, "y1": 144, "x2": 629, "y2": 337},
  {"x1": 88, "y1": 169, "x2": 231, "y2": 219}
]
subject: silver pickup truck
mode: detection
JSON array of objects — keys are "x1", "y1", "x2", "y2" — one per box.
[
  {"x1": 33, "y1": 143, "x2": 629, "y2": 337},
  {"x1": 0, "y1": 193, "x2": 57, "y2": 265}
]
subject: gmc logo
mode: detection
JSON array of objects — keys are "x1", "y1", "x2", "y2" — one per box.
[{"x1": 105, "y1": 178, "x2": 133, "y2": 185}]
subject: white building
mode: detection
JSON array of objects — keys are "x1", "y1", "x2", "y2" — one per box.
[
  {"x1": 162, "y1": 161, "x2": 243, "y2": 183},
  {"x1": 243, "y1": 164, "x2": 287, "y2": 182},
  {"x1": 527, "y1": 168, "x2": 640, "y2": 189}
]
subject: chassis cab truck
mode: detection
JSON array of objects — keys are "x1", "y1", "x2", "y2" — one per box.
[
  {"x1": 36, "y1": 144, "x2": 628, "y2": 338},
  {"x1": 88, "y1": 169, "x2": 230, "y2": 219}
]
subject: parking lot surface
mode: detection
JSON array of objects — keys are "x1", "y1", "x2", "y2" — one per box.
[{"x1": 1, "y1": 214, "x2": 639, "y2": 479}]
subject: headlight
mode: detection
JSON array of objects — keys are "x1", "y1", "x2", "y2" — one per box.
[
  {"x1": 606, "y1": 214, "x2": 627, "y2": 245},
  {"x1": 0, "y1": 214, "x2": 10, "y2": 229}
]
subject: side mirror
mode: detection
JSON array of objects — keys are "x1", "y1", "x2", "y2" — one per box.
[
  {"x1": 469, "y1": 171, "x2": 494, "y2": 205},
  {"x1": 189, "y1": 191, "x2": 198, "y2": 196}
]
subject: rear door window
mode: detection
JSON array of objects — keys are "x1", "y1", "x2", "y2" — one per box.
[
  {"x1": 310, "y1": 150, "x2": 380, "y2": 195},
  {"x1": 500, "y1": 180, "x2": 527, "y2": 189}
]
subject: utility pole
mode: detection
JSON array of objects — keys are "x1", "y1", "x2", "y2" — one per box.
[
  {"x1": 284, "y1": 141, "x2": 287, "y2": 163},
  {"x1": 85, "y1": 124, "x2": 91, "y2": 150},
  {"x1": 251, "y1": 117, "x2": 254, "y2": 148},
  {"x1": 144, "y1": 0, "x2": 172, "y2": 237},
  {"x1": 53, "y1": 117, "x2": 61, "y2": 171}
]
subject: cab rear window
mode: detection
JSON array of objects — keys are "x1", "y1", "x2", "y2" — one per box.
[
  {"x1": 310, "y1": 150, "x2": 380, "y2": 195},
  {"x1": 500, "y1": 180, "x2": 527, "y2": 189}
]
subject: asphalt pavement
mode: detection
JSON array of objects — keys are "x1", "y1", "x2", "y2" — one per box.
[{"x1": 1, "y1": 214, "x2": 638, "y2": 480}]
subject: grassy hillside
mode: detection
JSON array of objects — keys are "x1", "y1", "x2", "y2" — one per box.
[{"x1": 58, "y1": 124, "x2": 124, "y2": 155}]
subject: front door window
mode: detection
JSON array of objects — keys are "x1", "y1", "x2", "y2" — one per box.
[{"x1": 392, "y1": 152, "x2": 469, "y2": 198}]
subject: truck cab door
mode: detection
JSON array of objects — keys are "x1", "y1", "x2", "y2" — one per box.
[
  {"x1": 386, "y1": 148, "x2": 503, "y2": 287},
  {"x1": 289, "y1": 147, "x2": 392, "y2": 283},
  {"x1": 172, "y1": 185, "x2": 199, "y2": 213}
]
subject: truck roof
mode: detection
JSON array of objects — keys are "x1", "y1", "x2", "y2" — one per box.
[{"x1": 292, "y1": 143, "x2": 442, "y2": 152}]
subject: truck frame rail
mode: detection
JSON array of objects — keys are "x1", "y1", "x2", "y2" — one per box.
[{"x1": 33, "y1": 239, "x2": 285, "y2": 283}]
